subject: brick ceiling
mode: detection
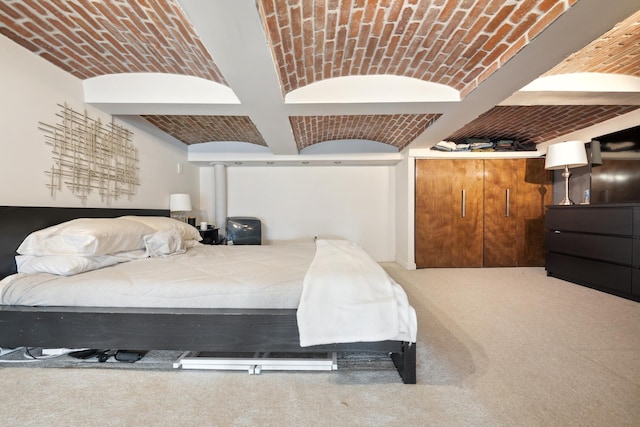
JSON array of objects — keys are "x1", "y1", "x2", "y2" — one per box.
[
  {"x1": 261, "y1": 0, "x2": 574, "y2": 98},
  {"x1": 1, "y1": 0, "x2": 639, "y2": 160}
]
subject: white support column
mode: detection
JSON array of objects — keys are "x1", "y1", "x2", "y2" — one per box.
[{"x1": 213, "y1": 163, "x2": 227, "y2": 235}]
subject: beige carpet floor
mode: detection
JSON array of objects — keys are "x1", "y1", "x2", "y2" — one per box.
[{"x1": 0, "y1": 266, "x2": 638, "y2": 426}]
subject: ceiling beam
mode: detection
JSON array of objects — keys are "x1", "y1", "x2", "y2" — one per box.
[
  {"x1": 409, "y1": 0, "x2": 640, "y2": 150},
  {"x1": 177, "y1": 0, "x2": 299, "y2": 155}
]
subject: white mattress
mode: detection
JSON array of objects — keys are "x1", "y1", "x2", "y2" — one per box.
[
  {"x1": 1, "y1": 241, "x2": 418, "y2": 345},
  {"x1": 0, "y1": 244, "x2": 315, "y2": 309}
]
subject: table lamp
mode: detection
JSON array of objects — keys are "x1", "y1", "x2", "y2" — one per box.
[
  {"x1": 169, "y1": 193, "x2": 192, "y2": 221},
  {"x1": 544, "y1": 140, "x2": 588, "y2": 205}
]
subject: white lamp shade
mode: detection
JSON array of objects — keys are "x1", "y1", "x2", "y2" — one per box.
[
  {"x1": 545, "y1": 140, "x2": 588, "y2": 170},
  {"x1": 169, "y1": 193, "x2": 192, "y2": 212}
]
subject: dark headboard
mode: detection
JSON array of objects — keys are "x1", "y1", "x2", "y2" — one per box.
[{"x1": 0, "y1": 206, "x2": 169, "y2": 280}]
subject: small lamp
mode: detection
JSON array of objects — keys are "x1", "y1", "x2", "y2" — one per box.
[
  {"x1": 545, "y1": 141, "x2": 588, "y2": 205},
  {"x1": 169, "y1": 193, "x2": 192, "y2": 222}
]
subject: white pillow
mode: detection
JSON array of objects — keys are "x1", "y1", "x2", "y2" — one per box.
[
  {"x1": 143, "y1": 230, "x2": 186, "y2": 257},
  {"x1": 17, "y1": 218, "x2": 155, "y2": 256},
  {"x1": 16, "y1": 254, "x2": 129, "y2": 276},
  {"x1": 120, "y1": 216, "x2": 202, "y2": 242}
]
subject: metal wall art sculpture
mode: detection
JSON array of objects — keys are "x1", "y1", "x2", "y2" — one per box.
[{"x1": 39, "y1": 103, "x2": 139, "y2": 204}]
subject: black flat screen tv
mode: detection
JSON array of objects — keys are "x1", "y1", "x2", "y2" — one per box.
[
  {"x1": 590, "y1": 125, "x2": 640, "y2": 204},
  {"x1": 591, "y1": 159, "x2": 640, "y2": 204}
]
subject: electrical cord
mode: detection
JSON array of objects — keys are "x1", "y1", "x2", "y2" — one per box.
[
  {"x1": 1, "y1": 347, "x2": 143, "y2": 364},
  {"x1": 0, "y1": 347, "x2": 20, "y2": 356},
  {"x1": 25, "y1": 347, "x2": 67, "y2": 360},
  {"x1": 0, "y1": 347, "x2": 65, "y2": 363}
]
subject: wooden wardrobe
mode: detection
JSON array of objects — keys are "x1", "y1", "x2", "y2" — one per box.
[{"x1": 415, "y1": 158, "x2": 552, "y2": 268}]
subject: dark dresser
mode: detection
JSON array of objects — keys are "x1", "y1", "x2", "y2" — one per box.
[{"x1": 545, "y1": 203, "x2": 640, "y2": 301}]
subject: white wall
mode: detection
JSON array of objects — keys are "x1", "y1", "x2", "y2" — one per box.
[
  {"x1": 201, "y1": 165, "x2": 396, "y2": 261},
  {"x1": 0, "y1": 36, "x2": 199, "y2": 210}
]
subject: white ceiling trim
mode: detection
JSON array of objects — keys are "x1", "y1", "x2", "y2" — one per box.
[
  {"x1": 500, "y1": 91, "x2": 640, "y2": 106},
  {"x1": 84, "y1": 73, "x2": 240, "y2": 106},
  {"x1": 408, "y1": 149, "x2": 546, "y2": 159},
  {"x1": 188, "y1": 151, "x2": 403, "y2": 167},
  {"x1": 285, "y1": 75, "x2": 460, "y2": 104},
  {"x1": 521, "y1": 73, "x2": 640, "y2": 93}
]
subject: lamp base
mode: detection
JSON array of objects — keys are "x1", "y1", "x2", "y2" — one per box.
[
  {"x1": 172, "y1": 212, "x2": 188, "y2": 222},
  {"x1": 557, "y1": 165, "x2": 574, "y2": 206}
]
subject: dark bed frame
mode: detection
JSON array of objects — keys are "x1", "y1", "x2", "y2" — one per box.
[{"x1": 0, "y1": 206, "x2": 416, "y2": 383}]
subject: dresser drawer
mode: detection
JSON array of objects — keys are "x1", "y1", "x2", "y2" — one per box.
[
  {"x1": 546, "y1": 252, "x2": 632, "y2": 294},
  {"x1": 546, "y1": 231, "x2": 632, "y2": 265},
  {"x1": 546, "y1": 206, "x2": 632, "y2": 235}
]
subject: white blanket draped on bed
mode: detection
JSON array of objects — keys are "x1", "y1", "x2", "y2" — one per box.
[{"x1": 297, "y1": 240, "x2": 417, "y2": 347}]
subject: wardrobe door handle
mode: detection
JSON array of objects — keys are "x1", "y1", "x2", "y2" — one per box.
[
  {"x1": 505, "y1": 189, "x2": 510, "y2": 217},
  {"x1": 461, "y1": 190, "x2": 466, "y2": 218}
]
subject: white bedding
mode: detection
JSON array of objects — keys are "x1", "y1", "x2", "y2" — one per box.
[
  {"x1": 1, "y1": 244, "x2": 314, "y2": 309},
  {"x1": 297, "y1": 240, "x2": 417, "y2": 346},
  {"x1": 1, "y1": 241, "x2": 417, "y2": 345}
]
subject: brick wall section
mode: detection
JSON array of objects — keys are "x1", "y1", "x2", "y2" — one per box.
[
  {"x1": 290, "y1": 114, "x2": 440, "y2": 151},
  {"x1": 546, "y1": 9, "x2": 640, "y2": 77},
  {"x1": 141, "y1": 116, "x2": 267, "y2": 146},
  {"x1": 445, "y1": 105, "x2": 640, "y2": 144},
  {"x1": 258, "y1": 0, "x2": 577, "y2": 98},
  {"x1": 0, "y1": 0, "x2": 226, "y2": 83}
]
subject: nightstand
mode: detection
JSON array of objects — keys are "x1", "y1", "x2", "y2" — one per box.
[{"x1": 198, "y1": 227, "x2": 220, "y2": 245}]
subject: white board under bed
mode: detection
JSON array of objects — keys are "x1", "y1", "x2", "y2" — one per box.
[{"x1": 173, "y1": 351, "x2": 338, "y2": 374}]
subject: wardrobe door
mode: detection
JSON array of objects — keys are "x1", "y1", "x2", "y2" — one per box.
[
  {"x1": 415, "y1": 159, "x2": 483, "y2": 268},
  {"x1": 483, "y1": 159, "x2": 518, "y2": 267},
  {"x1": 514, "y1": 158, "x2": 553, "y2": 266},
  {"x1": 484, "y1": 158, "x2": 552, "y2": 267}
]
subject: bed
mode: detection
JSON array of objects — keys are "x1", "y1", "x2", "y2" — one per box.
[{"x1": 0, "y1": 206, "x2": 417, "y2": 383}]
